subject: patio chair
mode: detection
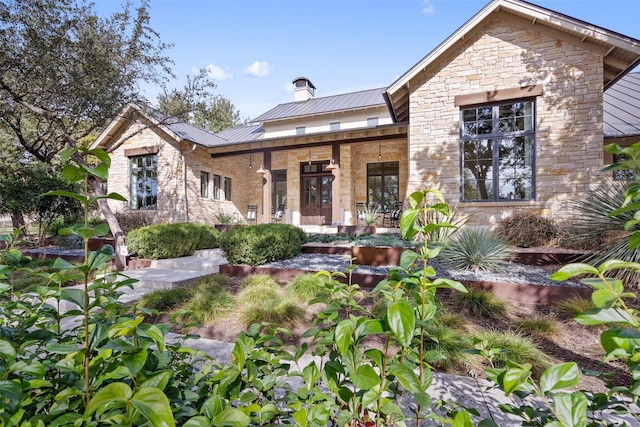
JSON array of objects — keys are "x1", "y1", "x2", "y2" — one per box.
[
  {"x1": 356, "y1": 202, "x2": 367, "y2": 224},
  {"x1": 272, "y1": 205, "x2": 285, "y2": 223},
  {"x1": 383, "y1": 202, "x2": 402, "y2": 228},
  {"x1": 246, "y1": 205, "x2": 258, "y2": 224}
]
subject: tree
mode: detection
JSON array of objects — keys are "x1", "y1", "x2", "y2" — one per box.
[
  {"x1": 0, "y1": 162, "x2": 81, "y2": 242},
  {"x1": 0, "y1": 0, "x2": 172, "y2": 269},
  {"x1": 158, "y1": 69, "x2": 248, "y2": 132}
]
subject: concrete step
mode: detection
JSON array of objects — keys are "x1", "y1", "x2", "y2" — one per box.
[{"x1": 150, "y1": 256, "x2": 227, "y2": 272}]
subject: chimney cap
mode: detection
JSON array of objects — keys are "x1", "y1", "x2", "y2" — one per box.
[{"x1": 292, "y1": 77, "x2": 316, "y2": 90}]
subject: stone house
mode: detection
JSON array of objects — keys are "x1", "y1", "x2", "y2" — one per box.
[{"x1": 92, "y1": 0, "x2": 640, "y2": 229}]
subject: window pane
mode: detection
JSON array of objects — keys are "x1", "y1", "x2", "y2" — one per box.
[
  {"x1": 213, "y1": 175, "x2": 221, "y2": 199},
  {"x1": 498, "y1": 136, "x2": 533, "y2": 200},
  {"x1": 200, "y1": 172, "x2": 209, "y2": 198},
  {"x1": 367, "y1": 161, "x2": 399, "y2": 211},
  {"x1": 130, "y1": 154, "x2": 157, "y2": 210},
  {"x1": 462, "y1": 139, "x2": 493, "y2": 200},
  {"x1": 224, "y1": 177, "x2": 231, "y2": 201}
]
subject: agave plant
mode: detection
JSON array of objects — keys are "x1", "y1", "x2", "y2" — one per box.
[
  {"x1": 440, "y1": 226, "x2": 511, "y2": 272},
  {"x1": 563, "y1": 178, "x2": 640, "y2": 285}
]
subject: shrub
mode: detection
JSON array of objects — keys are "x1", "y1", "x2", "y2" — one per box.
[
  {"x1": 422, "y1": 323, "x2": 473, "y2": 372},
  {"x1": 126, "y1": 222, "x2": 220, "y2": 259},
  {"x1": 497, "y1": 211, "x2": 560, "y2": 247},
  {"x1": 237, "y1": 274, "x2": 305, "y2": 328},
  {"x1": 286, "y1": 273, "x2": 325, "y2": 303},
  {"x1": 181, "y1": 276, "x2": 235, "y2": 324},
  {"x1": 440, "y1": 227, "x2": 511, "y2": 272},
  {"x1": 553, "y1": 295, "x2": 594, "y2": 320},
  {"x1": 454, "y1": 288, "x2": 509, "y2": 319},
  {"x1": 474, "y1": 329, "x2": 551, "y2": 377},
  {"x1": 137, "y1": 287, "x2": 194, "y2": 312},
  {"x1": 516, "y1": 315, "x2": 557, "y2": 336},
  {"x1": 218, "y1": 223, "x2": 306, "y2": 266}
]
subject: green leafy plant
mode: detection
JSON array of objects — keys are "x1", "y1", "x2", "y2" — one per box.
[
  {"x1": 440, "y1": 226, "x2": 511, "y2": 272},
  {"x1": 454, "y1": 288, "x2": 509, "y2": 320}
]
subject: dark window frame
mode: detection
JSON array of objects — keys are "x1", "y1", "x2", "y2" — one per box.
[
  {"x1": 224, "y1": 177, "x2": 232, "y2": 201},
  {"x1": 129, "y1": 153, "x2": 158, "y2": 210},
  {"x1": 366, "y1": 161, "x2": 399, "y2": 211},
  {"x1": 213, "y1": 174, "x2": 221, "y2": 200},
  {"x1": 460, "y1": 99, "x2": 536, "y2": 202},
  {"x1": 200, "y1": 171, "x2": 210, "y2": 198}
]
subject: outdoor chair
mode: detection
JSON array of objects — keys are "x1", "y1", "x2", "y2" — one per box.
[
  {"x1": 356, "y1": 202, "x2": 367, "y2": 224},
  {"x1": 272, "y1": 205, "x2": 285, "y2": 223},
  {"x1": 246, "y1": 205, "x2": 258, "y2": 224},
  {"x1": 383, "y1": 203, "x2": 402, "y2": 228}
]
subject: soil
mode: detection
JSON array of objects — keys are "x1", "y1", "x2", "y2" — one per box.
[{"x1": 185, "y1": 261, "x2": 636, "y2": 395}]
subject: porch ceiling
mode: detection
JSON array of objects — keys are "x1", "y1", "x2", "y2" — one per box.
[{"x1": 208, "y1": 123, "x2": 407, "y2": 158}]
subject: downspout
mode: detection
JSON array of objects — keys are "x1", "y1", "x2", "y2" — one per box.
[{"x1": 183, "y1": 143, "x2": 197, "y2": 222}]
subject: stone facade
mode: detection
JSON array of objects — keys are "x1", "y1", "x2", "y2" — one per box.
[{"x1": 407, "y1": 16, "x2": 604, "y2": 227}]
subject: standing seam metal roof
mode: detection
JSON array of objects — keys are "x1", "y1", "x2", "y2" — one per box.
[
  {"x1": 604, "y1": 72, "x2": 640, "y2": 138},
  {"x1": 250, "y1": 87, "x2": 387, "y2": 123}
]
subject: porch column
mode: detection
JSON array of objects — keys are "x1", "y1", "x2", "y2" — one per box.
[
  {"x1": 330, "y1": 144, "x2": 341, "y2": 225},
  {"x1": 261, "y1": 151, "x2": 272, "y2": 224}
]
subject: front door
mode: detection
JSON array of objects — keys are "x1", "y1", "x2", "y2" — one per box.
[{"x1": 300, "y1": 161, "x2": 332, "y2": 225}]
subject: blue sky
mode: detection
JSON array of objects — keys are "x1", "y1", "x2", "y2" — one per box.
[{"x1": 95, "y1": 0, "x2": 640, "y2": 121}]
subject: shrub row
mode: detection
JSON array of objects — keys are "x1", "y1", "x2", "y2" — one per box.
[
  {"x1": 126, "y1": 222, "x2": 220, "y2": 259},
  {"x1": 218, "y1": 223, "x2": 306, "y2": 266}
]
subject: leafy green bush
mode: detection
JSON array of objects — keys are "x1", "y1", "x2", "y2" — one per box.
[
  {"x1": 440, "y1": 226, "x2": 511, "y2": 272},
  {"x1": 454, "y1": 288, "x2": 509, "y2": 319},
  {"x1": 126, "y1": 222, "x2": 220, "y2": 259},
  {"x1": 218, "y1": 223, "x2": 306, "y2": 266},
  {"x1": 497, "y1": 211, "x2": 560, "y2": 247}
]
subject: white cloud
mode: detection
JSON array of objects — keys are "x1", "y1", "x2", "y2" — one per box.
[
  {"x1": 282, "y1": 81, "x2": 294, "y2": 94},
  {"x1": 244, "y1": 61, "x2": 273, "y2": 77},
  {"x1": 421, "y1": 0, "x2": 435, "y2": 14},
  {"x1": 202, "y1": 64, "x2": 233, "y2": 81}
]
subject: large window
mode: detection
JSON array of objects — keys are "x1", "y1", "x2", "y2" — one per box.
[
  {"x1": 367, "y1": 161, "x2": 399, "y2": 211},
  {"x1": 461, "y1": 100, "x2": 535, "y2": 201},
  {"x1": 224, "y1": 177, "x2": 232, "y2": 201},
  {"x1": 213, "y1": 174, "x2": 221, "y2": 199},
  {"x1": 130, "y1": 154, "x2": 157, "y2": 210},
  {"x1": 200, "y1": 171, "x2": 209, "y2": 198}
]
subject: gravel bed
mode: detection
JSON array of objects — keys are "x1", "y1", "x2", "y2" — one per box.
[{"x1": 262, "y1": 253, "x2": 583, "y2": 288}]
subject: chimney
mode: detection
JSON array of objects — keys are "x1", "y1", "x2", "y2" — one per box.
[{"x1": 292, "y1": 77, "x2": 316, "y2": 102}]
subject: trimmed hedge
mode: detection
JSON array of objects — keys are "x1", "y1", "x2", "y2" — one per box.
[
  {"x1": 126, "y1": 222, "x2": 220, "y2": 260},
  {"x1": 218, "y1": 223, "x2": 306, "y2": 266}
]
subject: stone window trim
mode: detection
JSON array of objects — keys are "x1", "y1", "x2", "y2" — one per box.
[
  {"x1": 454, "y1": 85, "x2": 543, "y2": 107},
  {"x1": 124, "y1": 145, "x2": 159, "y2": 157}
]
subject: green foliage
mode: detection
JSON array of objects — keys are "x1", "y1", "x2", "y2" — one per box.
[
  {"x1": 285, "y1": 273, "x2": 326, "y2": 303},
  {"x1": 497, "y1": 211, "x2": 561, "y2": 247},
  {"x1": 137, "y1": 287, "x2": 194, "y2": 312},
  {"x1": 553, "y1": 295, "x2": 594, "y2": 320},
  {"x1": 350, "y1": 232, "x2": 419, "y2": 247},
  {"x1": 474, "y1": 330, "x2": 551, "y2": 376},
  {"x1": 454, "y1": 288, "x2": 509, "y2": 320},
  {"x1": 126, "y1": 222, "x2": 220, "y2": 259},
  {"x1": 423, "y1": 202, "x2": 469, "y2": 244},
  {"x1": 440, "y1": 226, "x2": 511, "y2": 272},
  {"x1": 237, "y1": 275, "x2": 305, "y2": 328},
  {"x1": 181, "y1": 276, "x2": 235, "y2": 324},
  {"x1": 516, "y1": 315, "x2": 558, "y2": 336},
  {"x1": 218, "y1": 223, "x2": 306, "y2": 266},
  {"x1": 422, "y1": 323, "x2": 474, "y2": 372}
]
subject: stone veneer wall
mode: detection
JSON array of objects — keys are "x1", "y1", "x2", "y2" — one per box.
[{"x1": 407, "y1": 15, "x2": 604, "y2": 228}]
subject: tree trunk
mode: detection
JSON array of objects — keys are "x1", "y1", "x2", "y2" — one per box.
[
  {"x1": 88, "y1": 179, "x2": 127, "y2": 271},
  {"x1": 10, "y1": 212, "x2": 27, "y2": 236}
]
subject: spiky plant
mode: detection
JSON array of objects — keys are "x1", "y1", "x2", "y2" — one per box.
[
  {"x1": 181, "y1": 276, "x2": 235, "y2": 324},
  {"x1": 563, "y1": 178, "x2": 640, "y2": 286},
  {"x1": 137, "y1": 287, "x2": 193, "y2": 312},
  {"x1": 285, "y1": 273, "x2": 325, "y2": 303},
  {"x1": 553, "y1": 295, "x2": 594, "y2": 320},
  {"x1": 454, "y1": 288, "x2": 509, "y2": 320},
  {"x1": 422, "y1": 323, "x2": 474, "y2": 372},
  {"x1": 474, "y1": 329, "x2": 551, "y2": 377},
  {"x1": 441, "y1": 227, "x2": 511, "y2": 272},
  {"x1": 516, "y1": 315, "x2": 557, "y2": 336},
  {"x1": 423, "y1": 203, "x2": 470, "y2": 244}
]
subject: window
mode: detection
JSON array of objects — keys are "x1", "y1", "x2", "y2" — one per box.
[
  {"x1": 367, "y1": 117, "x2": 378, "y2": 127},
  {"x1": 367, "y1": 161, "x2": 399, "y2": 211},
  {"x1": 130, "y1": 154, "x2": 157, "y2": 210},
  {"x1": 460, "y1": 100, "x2": 535, "y2": 201},
  {"x1": 200, "y1": 171, "x2": 209, "y2": 198},
  {"x1": 224, "y1": 177, "x2": 232, "y2": 201},
  {"x1": 612, "y1": 153, "x2": 636, "y2": 181},
  {"x1": 272, "y1": 169, "x2": 287, "y2": 210},
  {"x1": 296, "y1": 126, "x2": 305, "y2": 135},
  {"x1": 213, "y1": 174, "x2": 221, "y2": 199},
  {"x1": 330, "y1": 122, "x2": 340, "y2": 131}
]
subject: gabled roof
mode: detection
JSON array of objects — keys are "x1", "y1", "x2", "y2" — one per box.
[
  {"x1": 385, "y1": 0, "x2": 640, "y2": 123},
  {"x1": 91, "y1": 103, "x2": 228, "y2": 150},
  {"x1": 251, "y1": 87, "x2": 386, "y2": 123},
  {"x1": 604, "y1": 72, "x2": 640, "y2": 139}
]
